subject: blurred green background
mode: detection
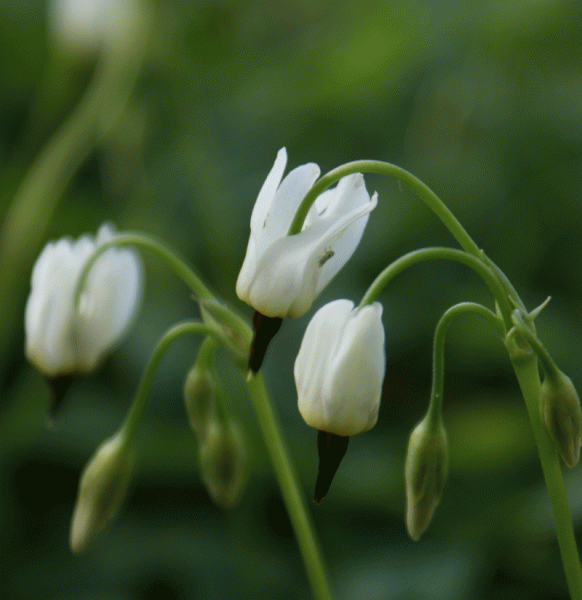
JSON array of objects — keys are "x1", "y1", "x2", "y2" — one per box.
[{"x1": 2, "y1": 0, "x2": 582, "y2": 598}]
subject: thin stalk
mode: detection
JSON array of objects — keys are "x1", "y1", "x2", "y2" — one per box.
[
  {"x1": 120, "y1": 321, "x2": 216, "y2": 443},
  {"x1": 507, "y1": 342, "x2": 582, "y2": 600},
  {"x1": 359, "y1": 247, "x2": 513, "y2": 331},
  {"x1": 245, "y1": 373, "x2": 333, "y2": 600},
  {"x1": 287, "y1": 161, "x2": 481, "y2": 258},
  {"x1": 75, "y1": 232, "x2": 214, "y2": 304},
  {"x1": 428, "y1": 302, "x2": 503, "y2": 424}
]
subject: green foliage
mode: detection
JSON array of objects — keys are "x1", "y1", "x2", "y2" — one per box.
[{"x1": 1, "y1": 0, "x2": 581, "y2": 598}]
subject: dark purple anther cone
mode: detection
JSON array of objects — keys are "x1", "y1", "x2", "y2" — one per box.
[
  {"x1": 44, "y1": 374, "x2": 75, "y2": 423},
  {"x1": 248, "y1": 311, "x2": 283, "y2": 373},
  {"x1": 314, "y1": 430, "x2": 349, "y2": 503}
]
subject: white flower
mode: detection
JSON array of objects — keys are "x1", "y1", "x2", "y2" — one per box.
[
  {"x1": 294, "y1": 299, "x2": 385, "y2": 436},
  {"x1": 236, "y1": 148, "x2": 377, "y2": 319},
  {"x1": 25, "y1": 223, "x2": 142, "y2": 377},
  {"x1": 48, "y1": 0, "x2": 139, "y2": 53}
]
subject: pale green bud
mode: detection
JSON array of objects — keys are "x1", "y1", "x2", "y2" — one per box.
[
  {"x1": 405, "y1": 416, "x2": 448, "y2": 541},
  {"x1": 541, "y1": 370, "x2": 582, "y2": 468},
  {"x1": 199, "y1": 421, "x2": 247, "y2": 508},
  {"x1": 70, "y1": 431, "x2": 134, "y2": 553},
  {"x1": 183, "y1": 364, "x2": 218, "y2": 441}
]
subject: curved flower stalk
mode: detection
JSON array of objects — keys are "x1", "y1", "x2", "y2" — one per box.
[
  {"x1": 25, "y1": 222, "x2": 142, "y2": 377},
  {"x1": 236, "y1": 148, "x2": 377, "y2": 320},
  {"x1": 294, "y1": 299, "x2": 385, "y2": 501}
]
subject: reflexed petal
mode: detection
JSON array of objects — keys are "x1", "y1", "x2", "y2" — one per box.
[
  {"x1": 237, "y1": 150, "x2": 377, "y2": 319},
  {"x1": 249, "y1": 147, "x2": 287, "y2": 234},
  {"x1": 316, "y1": 190, "x2": 378, "y2": 293},
  {"x1": 261, "y1": 162, "x2": 320, "y2": 244}
]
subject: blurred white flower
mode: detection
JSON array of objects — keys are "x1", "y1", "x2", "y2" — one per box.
[
  {"x1": 295, "y1": 299, "x2": 385, "y2": 436},
  {"x1": 25, "y1": 223, "x2": 142, "y2": 377},
  {"x1": 48, "y1": 0, "x2": 139, "y2": 52},
  {"x1": 236, "y1": 148, "x2": 377, "y2": 319}
]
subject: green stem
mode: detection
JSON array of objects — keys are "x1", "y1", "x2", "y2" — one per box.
[
  {"x1": 506, "y1": 341, "x2": 582, "y2": 600},
  {"x1": 120, "y1": 321, "x2": 217, "y2": 443},
  {"x1": 75, "y1": 232, "x2": 214, "y2": 305},
  {"x1": 245, "y1": 373, "x2": 333, "y2": 600},
  {"x1": 73, "y1": 232, "x2": 252, "y2": 367},
  {"x1": 287, "y1": 161, "x2": 481, "y2": 258},
  {"x1": 359, "y1": 247, "x2": 513, "y2": 331},
  {"x1": 510, "y1": 309, "x2": 560, "y2": 381},
  {"x1": 428, "y1": 302, "x2": 503, "y2": 424}
]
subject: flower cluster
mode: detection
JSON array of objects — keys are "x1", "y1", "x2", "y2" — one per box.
[{"x1": 25, "y1": 146, "x2": 582, "y2": 566}]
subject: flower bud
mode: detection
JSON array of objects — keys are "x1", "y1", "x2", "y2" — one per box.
[
  {"x1": 183, "y1": 363, "x2": 218, "y2": 442},
  {"x1": 25, "y1": 223, "x2": 142, "y2": 378},
  {"x1": 295, "y1": 299, "x2": 385, "y2": 436},
  {"x1": 405, "y1": 416, "x2": 448, "y2": 541},
  {"x1": 541, "y1": 370, "x2": 582, "y2": 468},
  {"x1": 236, "y1": 148, "x2": 377, "y2": 319},
  {"x1": 198, "y1": 421, "x2": 247, "y2": 508},
  {"x1": 70, "y1": 431, "x2": 134, "y2": 553}
]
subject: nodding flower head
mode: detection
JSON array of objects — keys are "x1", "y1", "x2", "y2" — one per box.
[
  {"x1": 236, "y1": 148, "x2": 377, "y2": 319},
  {"x1": 294, "y1": 299, "x2": 385, "y2": 437},
  {"x1": 25, "y1": 223, "x2": 142, "y2": 378}
]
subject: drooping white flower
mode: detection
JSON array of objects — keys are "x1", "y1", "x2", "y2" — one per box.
[
  {"x1": 295, "y1": 299, "x2": 385, "y2": 437},
  {"x1": 236, "y1": 148, "x2": 377, "y2": 319},
  {"x1": 48, "y1": 0, "x2": 139, "y2": 53},
  {"x1": 25, "y1": 223, "x2": 142, "y2": 377}
]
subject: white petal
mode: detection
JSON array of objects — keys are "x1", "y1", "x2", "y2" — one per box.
[
  {"x1": 295, "y1": 300, "x2": 355, "y2": 430},
  {"x1": 25, "y1": 223, "x2": 142, "y2": 376},
  {"x1": 316, "y1": 190, "x2": 378, "y2": 293},
  {"x1": 25, "y1": 237, "x2": 92, "y2": 375},
  {"x1": 260, "y1": 162, "x2": 320, "y2": 245},
  {"x1": 249, "y1": 148, "x2": 287, "y2": 235},
  {"x1": 324, "y1": 303, "x2": 385, "y2": 435},
  {"x1": 76, "y1": 245, "x2": 142, "y2": 371}
]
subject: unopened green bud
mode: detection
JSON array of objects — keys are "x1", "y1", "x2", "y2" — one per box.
[
  {"x1": 199, "y1": 420, "x2": 247, "y2": 508},
  {"x1": 183, "y1": 364, "x2": 218, "y2": 441},
  {"x1": 70, "y1": 431, "x2": 134, "y2": 553},
  {"x1": 405, "y1": 416, "x2": 448, "y2": 541},
  {"x1": 541, "y1": 370, "x2": 582, "y2": 468}
]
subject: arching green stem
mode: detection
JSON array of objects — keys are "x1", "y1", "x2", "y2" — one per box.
[
  {"x1": 428, "y1": 302, "x2": 504, "y2": 425},
  {"x1": 359, "y1": 247, "x2": 513, "y2": 331},
  {"x1": 120, "y1": 321, "x2": 218, "y2": 445},
  {"x1": 73, "y1": 233, "x2": 252, "y2": 361},
  {"x1": 287, "y1": 161, "x2": 481, "y2": 258},
  {"x1": 75, "y1": 232, "x2": 214, "y2": 304}
]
